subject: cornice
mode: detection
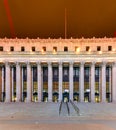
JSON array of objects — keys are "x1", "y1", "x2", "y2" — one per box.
[{"x1": 0, "y1": 37, "x2": 116, "y2": 43}]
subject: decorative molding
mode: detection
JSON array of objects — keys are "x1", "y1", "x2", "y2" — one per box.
[{"x1": 0, "y1": 37, "x2": 116, "y2": 43}]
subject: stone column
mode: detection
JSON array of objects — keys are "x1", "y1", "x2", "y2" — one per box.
[
  {"x1": 101, "y1": 62, "x2": 106, "y2": 103},
  {"x1": 112, "y1": 62, "x2": 116, "y2": 102},
  {"x1": 79, "y1": 62, "x2": 84, "y2": 102},
  {"x1": 37, "y1": 62, "x2": 42, "y2": 102},
  {"x1": 5, "y1": 62, "x2": 11, "y2": 102},
  {"x1": 59, "y1": 62, "x2": 62, "y2": 101},
  {"x1": 48, "y1": 62, "x2": 52, "y2": 102},
  {"x1": 109, "y1": 66, "x2": 112, "y2": 102},
  {"x1": 99, "y1": 67, "x2": 101, "y2": 102},
  {"x1": 11, "y1": 67, "x2": 14, "y2": 101},
  {"x1": 31, "y1": 67, "x2": 33, "y2": 101},
  {"x1": 69, "y1": 61, "x2": 73, "y2": 101},
  {"x1": 26, "y1": 62, "x2": 32, "y2": 102},
  {"x1": 21, "y1": 66, "x2": 24, "y2": 101},
  {"x1": 2, "y1": 67, "x2": 4, "y2": 101},
  {"x1": 0, "y1": 67, "x2": 2, "y2": 101},
  {"x1": 16, "y1": 62, "x2": 21, "y2": 102},
  {"x1": 90, "y1": 62, "x2": 95, "y2": 102}
]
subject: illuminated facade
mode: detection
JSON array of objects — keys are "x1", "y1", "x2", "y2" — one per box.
[{"x1": 0, "y1": 38, "x2": 116, "y2": 103}]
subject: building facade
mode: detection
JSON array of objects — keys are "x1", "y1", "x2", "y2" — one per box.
[{"x1": 0, "y1": 38, "x2": 116, "y2": 103}]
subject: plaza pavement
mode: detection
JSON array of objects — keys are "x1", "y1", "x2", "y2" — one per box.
[{"x1": 0, "y1": 102, "x2": 116, "y2": 130}]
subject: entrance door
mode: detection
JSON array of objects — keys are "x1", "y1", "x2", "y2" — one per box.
[
  {"x1": 84, "y1": 92, "x2": 90, "y2": 102},
  {"x1": 53, "y1": 92, "x2": 59, "y2": 102},
  {"x1": 43, "y1": 92, "x2": 48, "y2": 102},
  {"x1": 63, "y1": 92, "x2": 69, "y2": 102},
  {"x1": 73, "y1": 92, "x2": 79, "y2": 101}
]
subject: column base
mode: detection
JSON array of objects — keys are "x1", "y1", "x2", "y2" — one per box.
[
  {"x1": 101, "y1": 101, "x2": 107, "y2": 103},
  {"x1": 79, "y1": 99, "x2": 84, "y2": 103},
  {"x1": 16, "y1": 100, "x2": 21, "y2": 103},
  {"x1": 111, "y1": 100, "x2": 116, "y2": 103},
  {"x1": 91, "y1": 99, "x2": 95, "y2": 103},
  {"x1": 38, "y1": 100, "x2": 42, "y2": 103},
  {"x1": 25, "y1": 99, "x2": 31, "y2": 103},
  {"x1": 5, "y1": 100, "x2": 11, "y2": 103},
  {"x1": 48, "y1": 99, "x2": 53, "y2": 102},
  {"x1": 58, "y1": 99, "x2": 62, "y2": 102}
]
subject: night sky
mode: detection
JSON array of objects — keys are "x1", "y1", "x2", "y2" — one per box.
[{"x1": 0, "y1": 0, "x2": 116, "y2": 39}]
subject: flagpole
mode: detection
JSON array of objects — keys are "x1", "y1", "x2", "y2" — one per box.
[{"x1": 65, "y1": 8, "x2": 67, "y2": 39}]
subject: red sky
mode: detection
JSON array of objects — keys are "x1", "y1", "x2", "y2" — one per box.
[{"x1": 0, "y1": 0, "x2": 116, "y2": 38}]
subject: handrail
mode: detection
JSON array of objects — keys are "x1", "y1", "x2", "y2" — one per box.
[
  {"x1": 70, "y1": 100, "x2": 80, "y2": 116},
  {"x1": 59, "y1": 101, "x2": 70, "y2": 116},
  {"x1": 66, "y1": 101, "x2": 70, "y2": 116},
  {"x1": 59, "y1": 101, "x2": 63, "y2": 115}
]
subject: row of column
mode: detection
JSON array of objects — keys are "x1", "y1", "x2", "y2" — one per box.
[{"x1": 1, "y1": 61, "x2": 116, "y2": 102}]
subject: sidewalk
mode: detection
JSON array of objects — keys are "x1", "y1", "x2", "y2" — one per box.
[{"x1": 0, "y1": 102, "x2": 116, "y2": 130}]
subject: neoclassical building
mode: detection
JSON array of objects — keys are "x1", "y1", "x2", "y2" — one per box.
[{"x1": 0, "y1": 37, "x2": 116, "y2": 103}]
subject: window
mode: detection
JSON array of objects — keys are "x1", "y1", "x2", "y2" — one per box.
[
  {"x1": 108, "y1": 46, "x2": 112, "y2": 51},
  {"x1": 73, "y1": 68, "x2": 79, "y2": 76},
  {"x1": 43, "y1": 67, "x2": 48, "y2": 76},
  {"x1": 54, "y1": 68, "x2": 58, "y2": 76},
  {"x1": 85, "y1": 68, "x2": 89, "y2": 76},
  {"x1": 10, "y1": 46, "x2": 14, "y2": 51},
  {"x1": 97, "y1": 46, "x2": 101, "y2": 51},
  {"x1": 75, "y1": 46, "x2": 80, "y2": 52},
  {"x1": 95, "y1": 68, "x2": 99, "y2": 76},
  {"x1": 64, "y1": 46, "x2": 68, "y2": 52},
  {"x1": 42, "y1": 47, "x2": 46, "y2": 52},
  {"x1": 86, "y1": 46, "x2": 90, "y2": 51},
  {"x1": 21, "y1": 46, "x2": 25, "y2": 51},
  {"x1": 0, "y1": 46, "x2": 3, "y2": 51},
  {"x1": 64, "y1": 68, "x2": 68, "y2": 76},
  {"x1": 32, "y1": 46, "x2": 35, "y2": 52},
  {"x1": 75, "y1": 46, "x2": 78, "y2": 51},
  {"x1": 106, "y1": 68, "x2": 109, "y2": 76},
  {"x1": 53, "y1": 47, "x2": 57, "y2": 52}
]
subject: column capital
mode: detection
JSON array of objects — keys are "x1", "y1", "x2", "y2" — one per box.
[
  {"x1": 37, "y1": 61, "x2": 41, "y2": 66},
  {"x1": 48, "y1": 62, "x2": 52, "y2": 66},
  {"x1": 59, "y1": 61, "x2": 62, "y2": 66},
  {"x1": 80, "y1": 61, "x2": 85, "y2": 66},
  {"x1": 69, "y1": 61, "x2": 74, "y2": 66},
  {"x1": 16, "y1": 62, "x2": 20, "y2": 66},
  {"x1": 102, "y1": 61, "x2": 107, "y2": 67},
  {"x1": 5, "y1": 62, "x2": 9, "y2": 67},
  {"x1": 91, "y1": 61, "x2": 96, "y2": 66},
  {"x1": 26, "y1": 61, "x2": 31, "y2": 66},
  {"x1": 112, "y1": 62, "x2": 116, "y2": 67}
]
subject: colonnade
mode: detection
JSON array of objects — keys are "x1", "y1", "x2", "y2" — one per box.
[{"x1": 0, "y1": 61, "x2": 116, "y2": 103}]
